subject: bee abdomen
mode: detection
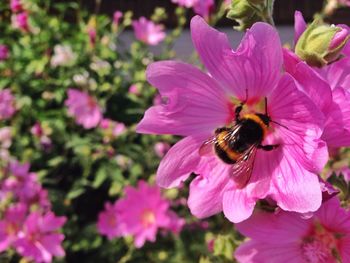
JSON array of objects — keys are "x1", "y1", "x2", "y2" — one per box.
[{"x1": 214, "y1": 144, "x2": 238, "y2": 164}]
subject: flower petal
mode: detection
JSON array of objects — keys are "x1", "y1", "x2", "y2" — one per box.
[
  {"x1": 270, "y1": 149, "x2": 322, "y2": 213},
  {"x1": 322, "y1": 87, "x2": 350, "y2": 147},
  {"x1": 222, "y1": 188, "x2": 256, "y2": 223},
  {"x1": 191, "y1": 16, "x2": 283, "y2": 101},
  {"x1": 188, "y1": 158, "x2": 231, "y2": 218},
  {"x1": 268, "y1": 74, "x2": 328, "y2": 173},
  {"x1": 157, "y1": 135, "x2": 207, "y2": 188},
  {"x1": 294, "y1": 11, "x2": 307, "y2": 45},
  {"x1": 235, "y1": 240, "x2": 305, "y2": 263},
  {"x1": 236, "y1": 210, "x2": 310, "y2": 243},
  {"x1": 137, "y1": 61, "x2": 229, "y2": 136}
]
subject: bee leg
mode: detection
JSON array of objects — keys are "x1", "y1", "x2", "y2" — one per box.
[{"x1": 258, "y1": 144, "x2": 279, "y2": 151}]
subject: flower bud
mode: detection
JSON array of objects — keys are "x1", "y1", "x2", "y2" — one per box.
[
  {"x1": 295, "y1": 20, "x2": 350, "y2": 67},
  {"x1": 227, "y1": 0, "x2": 255, "y2": 20}
]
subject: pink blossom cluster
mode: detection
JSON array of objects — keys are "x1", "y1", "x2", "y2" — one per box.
[
  {"x1": 10, "y1": 0, "x2": 29, "y2": 32},
  {"x1": 136, "y1": 13, "x2": 350, "y2": 261},
  {"x1": 97, "y1": 180, "x2": 185, "y2": 247},
  {"x1": 0, "y1": 45, "x2": 9, "y2": 61},
  {"x1": 99, "y1": 118, "x2": 126, "y2": 143},
  {"x1": 132, "y1": 17, "x2": 166, "y2": 46},
  {"x1": 65, "y1": 89, "x2": 128, "y2": 138},
  {"x1": 31, "y1": 122, "x2": 52, "y2": 150},
  {"x1": 0, "y1": 160, "x2": 66, "y2": 263},
  {"x1": 172, "y1": 0, "x2": 215, "y2": 19},
  {"x1": 0, "y1": 89, "x2": 16, "y2": 120}
]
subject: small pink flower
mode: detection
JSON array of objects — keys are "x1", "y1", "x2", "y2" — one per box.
[
  {"x1": 154, "y1": 142, "x2": 170, "y2": 158},
  {"x1": 132, "y1": 17, "x2": 166, "y2": 46},
  {"x1": 31, "y1": 122, "x2": 44, "y2": 137},
  {"x1": 12, "y1": 11, "x2": 29, "y2": 32},
  {"x1": 14, "y1": 211, "x2": 66, "y2": 263},
  {"x1": 88, "y1": 28, "x2": 96, "y2": 47},
  {"x1": 99, "y1": 118, "x2": 126, "y2": 138},
  {"x1": 193, "y1": 0, "x2": 215, "y2": 19},
  {"x1": 97, "y1": 202, "x2": 120, "y2": 240},
  {"x1": 115, "y1": 181, "x2": 184, "y2": 247},
  {"x1": 0, "y1": 203, "x2": 27, "y2": 252},
  {"x1": 4, "y1": 161, "x2": 50, "y2": 208},
  {"x1": 65, "y1": 89, "x2": 102, "y2": 129},
  {"x1": 113, "y1": 11, "x2": 123, "y2": 26},
  {"x1": 113, "y1": 122, "x2": 126, "y2": 137},
  {"x1": 137, "y1": 16, "x2": 327, "y2": 223},
  {"x1": 128, "y1": 84, "x2": 140, "y2": 95},
  {"x1": 0, "y1": 89, "x2": 16, "y2": 120},
  {"x1": 172, "y1": 0, "x2": 197, "y2": 8},
  {"x1": 10, "y1": 0, "x2": 23, "y2": 13},
  {"x1": 235, "y1": 197, "x2": 350, "y2": 263},
  {"x1": 0, "y1": 127, "x2": 12, "y2": 149},
  {"x1": 172, "y1": 0, "x2": 215, "y2": 18},
  {"x1": 0, "y1": 45, "x2": 9, "y2": 61},
  {"x1": 339, "y1": 0, "x2": 350, "y2": 6}
]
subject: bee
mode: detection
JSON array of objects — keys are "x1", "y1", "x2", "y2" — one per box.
[{"x1": 199, "y1": 97, "x2": 283, "y2": 187}]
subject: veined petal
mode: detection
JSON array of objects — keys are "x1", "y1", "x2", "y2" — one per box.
[
  {"x1": 156, "y1": 135, "x2": 207, "y2": 188},
  {"x1": 322, "y1": 87, "x2": 350, "y2": 147},
  {"x1": 235, "y1": 240, "x2": 305, "y2": 263},
  {"x1": 222, "y1": 189, "x2": 256, "y2": 223},
  {"x1": 188, "y1": 158, "x2": 231, "y2": 218},
  {"x1": 137, "y1": 61, "x2": 230, "y2": 136},
  {"x1": 191, "y1": 16, "x2": 283, "y2": 101},
  {"x1": 236, "y1": 210, "x2": 310, "y2": 244},
  {"x1": 270, "y1": 148, "x2": 322, "y2": 213},
  {"x1": 268, "y1": 74, "x2": 328, "y2": 173}
]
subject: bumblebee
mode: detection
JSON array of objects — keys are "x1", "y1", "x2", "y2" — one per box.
[{"x1": 199, "y1": 98, "x2": 281, "y2": 186}]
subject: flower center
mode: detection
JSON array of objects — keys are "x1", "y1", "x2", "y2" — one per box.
[
  {"x1": 141, "y1": 209, "x2": 156, "y2": 228},
  {"x1": 301, "y1": 223, "x2": 340, "y2": 262},
  {"x1": 6, "y1": 222, "x2": 17, "y2": 235},
  {"x1": 108, "y1": 215, "x2": 117, "y2": 227}
]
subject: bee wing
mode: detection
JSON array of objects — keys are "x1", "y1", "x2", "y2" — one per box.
[
  {"x1": 198, "y1": 125, "x2": 240, "y2": 157},
  {"x1": 230, "y1": 143, "x2": 258, "y2": 188}
]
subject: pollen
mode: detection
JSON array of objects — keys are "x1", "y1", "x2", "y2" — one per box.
[
  {"x1": 141, "y1": 209, "x2": 156, "y2": 228},
  {"x1": 301, "y1": 222, "x2": 340, "y2": 262}
]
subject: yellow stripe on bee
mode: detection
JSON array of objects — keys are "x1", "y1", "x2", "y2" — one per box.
[
  {"x1": 217, "y1": 131, "x2": 240, "y2": 160},
  {"x1": 242, "y1": 114, "x2": 268, "y2": 138}
]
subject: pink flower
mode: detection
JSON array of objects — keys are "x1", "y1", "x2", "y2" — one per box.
[
  {"x1": 0, "y1": 89, "x2": 16, "y2": 120},
  {"x1": 97, "y1": 202, "x2": 121, "y2": 240},
  {"x1": 14, "y1": 212, "x2": 66, "y2": 263},
  {"x1": 235, "y1": 197, "x2": 350, "y2": 263},
  {"x1": 193, "y1": 0, "x2": 215, "y2": 19},
  {"x1": 132, "y1": 17, "x2": 166, "y2": 46},
  {"x1": 172, "y1": 0, "x2": 214, "y2": 18},
  {"x1": 172, "y1": 0, "x2": 197, "y2": 8},
  {"x1": 0, "y1": 203, "x2": 27, "y2": 252},
  {"x1": 99, "y1": 118, "x2": 126, "y2": 139},
  {"x1": 284, "y1": 11, "x2": 350, "y2": 148},
  {"x1": 339, "y1": 0, "x2": 350, "y2": 6},
  {"x1": 116, "y1": 181, "x2": 183, "y2": 247},
  {"x1": 154, "y1": 142, "x2": 170, "y2": 158},
  {"x1": 128, "y1": 84, "x2": 140, "y2": 95},
  {"x1": 137, "y1": 16, "x2": 327, "y2": 223},
  {"x1": 10, "y1": 0, "x2": 23, "y2": 13},
  {"x1": 113, "y1": 11, "x2": 123, "y2": 26},
  {"x1": 3, "y1": 161, "x2": 50, "y2": 208},
  {"x1": 12, "y1": 12, "x2": 29, "y2": 31},
  {"x1": 65, "y1": 89, "x2": 102, "y2": 129},
  {"x1": 0, "y1": 45, "x2": 9, "y2": 61}
]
